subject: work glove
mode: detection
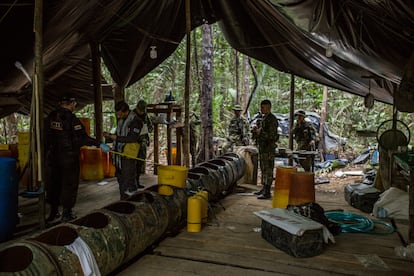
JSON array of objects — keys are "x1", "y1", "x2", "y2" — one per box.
[{"x1": 100, "y1": 143, "x2": 110, "y2": 153}]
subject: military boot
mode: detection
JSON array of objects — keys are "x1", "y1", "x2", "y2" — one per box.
[
  {"x1": 253, "y1": 187, "x2": 265, "y2": 196},
  {"x1": 257, "y1": 186, "x2": 271, "y2": 199}
]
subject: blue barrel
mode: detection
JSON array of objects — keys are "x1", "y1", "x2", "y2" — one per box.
[{"x1": 0, "y1": 157, "x2": 18, "y2": 242}]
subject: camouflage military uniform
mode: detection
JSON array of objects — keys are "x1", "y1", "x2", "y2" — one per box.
[
  {"x1": 291, "y1": 120, "x2": 316, "y2": 171},
  {"x1": 135, "y1": 100, "x2": 153, "y2": 185},
  {"x1": 222, "y1": 116, "x2": 250, "y2": 153},
  {"x1": 252, "y1": 111, "x2": 279, "y2": 198}
]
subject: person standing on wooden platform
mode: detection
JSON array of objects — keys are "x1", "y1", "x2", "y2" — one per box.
[
  {"x1": 251, "y1": 99, "x2": 279, "y2": 199},
  {"x1": 291, "y1": 109, "x2": 317, "y2": 172},
  {"x1": 134, "y1": 99, "x2": 153, "y2": 188},
  {"x1": 104, "y1": 101, "x2": 141, "y2": 200},
  {"x1": 45, "y1": 95, "x2": 109, "y2": 222}
]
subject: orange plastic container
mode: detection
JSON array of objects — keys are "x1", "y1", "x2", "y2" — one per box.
[
  {"x1": 288, "y1": 172, "x2": 315, "y2": 206},
  {"x1": 272, "y1": 166, "x2": 297, "y2": 208},
  {"x1": 80, "y1": 147, "x2": 104, "y2": 180},
  {"x1": 101, "y1": 151, "x2": 115, "y2": 178}
]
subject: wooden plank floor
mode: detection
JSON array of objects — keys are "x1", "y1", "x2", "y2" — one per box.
[
  {"x1": 3, "y1": 178, "x2": 414, "y2": 275},
  {"x1": 117, "y1": 185, "x2": 414, "y2": 276}
]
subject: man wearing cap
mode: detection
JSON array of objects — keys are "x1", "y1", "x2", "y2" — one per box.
[
  {"x1": 134, "y1": 99, "x2": 153, "y2": 188},
  {"x1": 45, "y1": 95, "x2": 109, "y2": 222},
  {"x1": 104, "y1": 101, "x2": 142, "y2": 200},
  {"x1": 252, "y1": 99, "x2": 279, "y2": 199},
  {"x1": 291, "y1": 109, "x2": 317, "y2": 171},
  {"x1": 222, "y1": 104, "x2": 250, "y2": 153}
]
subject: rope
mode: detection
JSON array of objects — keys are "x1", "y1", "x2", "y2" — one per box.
[
  {"x1": 109, "y1": 150, "x2": 164, "y2": 166},
  {"x1": 325, "y1": 211, "x2": 394, "y2": 235}
]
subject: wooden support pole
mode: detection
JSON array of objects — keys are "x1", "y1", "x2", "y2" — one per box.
[
  {"x1": 288, "y1": 74, "x2": 295, "y2": 151},
  {"x1": 183, "y1": 0, "x2": 191, "y2": 167},
  {"x1": 90, "y1": 41, "x2": 104, "y2": 142},
  {"x1": 34, "y1": 0, "x2": 45, "y2": 229}
]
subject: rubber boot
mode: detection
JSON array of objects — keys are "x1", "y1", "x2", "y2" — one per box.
[
  {"x1": 253, "y1": 187, "x2": 265, "y2": 196},
  {"x1": 257, "y1": 186, "x2": 271, "y2": 199}
]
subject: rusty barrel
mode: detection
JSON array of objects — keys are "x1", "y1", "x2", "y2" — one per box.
[
  {"x1": 186, "y1": 172, "x2": 206, "y2": 192},
  {"x1": 29, "y1": 225, "x2": 85, "y2": 274},
  {"x1": 147, "y1": 185, "x2": 187, "y2": 233},
  {"x1": 207, "y1": 159, "x2": 233, "y2": 195},
  {"x1": 127, "y1": 190, "x2": 181, "y2": 235},
  {"x1": 189, "y1": 166, "x2": 220, "y2": 200},
  {"x1": 199, "y1": 161, "x2": 227, "y2": 197},
  {"x1": 0, "y1": 241, "x2": 62, "y2": 275},
  {"x1": 289, "y1": 172, "x2": 315, "y2": 206},
  {"x1": 71, "y1": 211, "x2": 127, "y2": 275},
  {"x1": 104, "y1": 191, "x2": 169, "y2": 262},
  {"x1": 222, "y1": 152, "x2": 246, "y2": 179}
]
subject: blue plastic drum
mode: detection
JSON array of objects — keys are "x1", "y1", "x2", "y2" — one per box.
[{"x1": 0, "y1": 157, "x2": 18, "y2": 242}]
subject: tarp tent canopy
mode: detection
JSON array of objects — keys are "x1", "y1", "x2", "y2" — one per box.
[{"x1": 1, "y1": 0, "x2": 413, "y2": 118}]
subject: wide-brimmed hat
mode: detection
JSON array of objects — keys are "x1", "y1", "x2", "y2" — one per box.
[
  {"x1": 233, "y1": 104, "x2": 242, "y2": 111},
  {"x1": 294, "y1": 109, "x2": 306, "y2": 117}
]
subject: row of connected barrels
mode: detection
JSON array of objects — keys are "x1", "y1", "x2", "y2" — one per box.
[{"x1": 0, "y1": 152, "x2": 245, "y2": 275}]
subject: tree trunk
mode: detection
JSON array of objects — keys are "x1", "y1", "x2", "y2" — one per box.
[
  {"x1": 196, "y1": 24, "x2": 214, "y2": 163},
  {"x1": 319, "y1": 85, "x2": 328, "y2": 161},
  {"x1": 242, "y1": 55, "x2": 250, "y2": 110},
  {"x1": 235, "y1": 50, "x2": 240, "y2": 104},
  {"x1": 4, "y1": 114, "x2": 18, "y2": 144}
]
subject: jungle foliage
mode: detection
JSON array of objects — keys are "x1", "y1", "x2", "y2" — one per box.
[{"x1": 1, "y1": 23, "x2": 413, "y2": 156}]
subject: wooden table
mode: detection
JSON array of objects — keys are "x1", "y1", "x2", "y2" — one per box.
[
  {"x1": 276, "y1": 149, "x2": 318, "y2": 172},
  {"x1": 147, "y1": 103, "x2": 183, "y2": 173}
]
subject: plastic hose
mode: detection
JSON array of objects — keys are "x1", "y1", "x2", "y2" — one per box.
[{"x1": 325, "y1": 211, "x2": 394, "y2": 235}]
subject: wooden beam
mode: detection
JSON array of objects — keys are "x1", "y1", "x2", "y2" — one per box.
[
  {"x1": 34, "y1": 0, "x2": 45, "y2": 229},
  {"x1": 90, "y1": 41, "x2": 104, "y2": 142},
  {"x1": 183, "y1": 0, "x2": 191, "y2": 167}
]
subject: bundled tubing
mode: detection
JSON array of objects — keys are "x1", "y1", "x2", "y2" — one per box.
[{"x1": 0, "y1": 153, "x2": 245, "y2": 275}]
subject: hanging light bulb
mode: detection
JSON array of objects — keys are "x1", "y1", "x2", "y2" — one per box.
[
  {"x1": 150, "y1": 46, "x2": 157, "y2": 59},
  {"x1": 325, "y1": 42, "x2": 333, "y2": 58}
]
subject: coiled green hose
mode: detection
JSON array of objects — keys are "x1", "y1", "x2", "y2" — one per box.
[{"x1": 325, "y1": 211, "x2": 394, "y2": 235}]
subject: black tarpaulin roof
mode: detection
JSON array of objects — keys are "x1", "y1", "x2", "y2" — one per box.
[{"x1": 0, "y1": 0, "x2": 413, "y2": 118}]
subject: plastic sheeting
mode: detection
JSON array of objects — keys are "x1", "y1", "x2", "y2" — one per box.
[{"x1": 0, "y1": 0, "x2": 413, "y2": 117}]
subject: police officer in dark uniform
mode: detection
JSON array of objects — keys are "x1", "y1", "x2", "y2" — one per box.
[{"x1": 45, "y1": 95, "x2": 109, "y2": 222}]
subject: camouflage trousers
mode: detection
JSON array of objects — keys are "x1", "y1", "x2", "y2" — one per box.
[{"x1": 259, "y1": 151, "x2": 275, "y2": 189}]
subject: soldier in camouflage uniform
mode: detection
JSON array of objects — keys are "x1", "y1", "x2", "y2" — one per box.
[
  {"x1": 252, "y1": 100, "x2": 279, "y2": 199},
  {"x1": 222, "y1": 104, "x2": 250, "y2": 153},
  {"x1": 135, "y1": 99, "x2": 153, "y2": 188},
  {"x1": 291, "y1": 109, "x2": 317, "y2": 171}
]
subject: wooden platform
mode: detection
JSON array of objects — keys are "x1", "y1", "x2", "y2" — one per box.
[{"x1": 4, "y1": 178, "x2": 414, "y2": 275}]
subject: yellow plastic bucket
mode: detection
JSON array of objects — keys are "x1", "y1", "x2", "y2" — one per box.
[{"x1": 157, "y1": 165, "x2": 188, "y2": 188}]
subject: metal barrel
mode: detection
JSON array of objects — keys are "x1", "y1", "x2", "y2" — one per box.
[
  {"x1": 198, "y1": 162, "x2": 226, "y2": 197},
  {"x1": 70, "y1": 211, "x2": 127, "y2": 275},
  {"x1": 186, "y1": 172, "x2": 205, "y2": 192},
  {"x1": 147, "y1": 185, "x2": 187, "y2": 234},
  {"x1": 208, "y1": 159, "x2": 234, "y2": 193},
  {"x1": 0, "y1": 240, "x2": 63, "y2": 275},
  {"x1": 189, "y1": 166, "x2": 220, "y2": 200},
  {"x1": 29, "y1": 225, "x2": 85, "y2": 274}
]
